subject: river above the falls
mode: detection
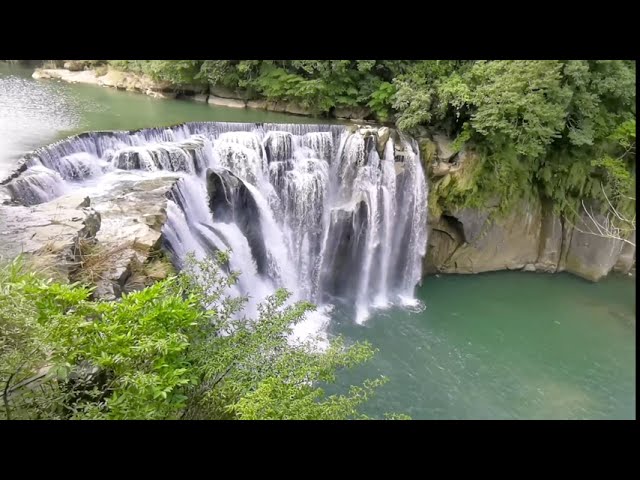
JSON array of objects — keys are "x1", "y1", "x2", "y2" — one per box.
[
  {"x1": 0, "y1": 63, "x2": 334, "y2": 179},
  {"x1": 0, "y1": 63, "x2": 635, "y2": 420}
]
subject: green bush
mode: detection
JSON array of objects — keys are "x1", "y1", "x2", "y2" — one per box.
[{"x1": 0, "y1": 254, "x2": 403, "y2": 420}]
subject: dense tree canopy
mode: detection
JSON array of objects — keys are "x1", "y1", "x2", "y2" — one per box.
[{"x1": 105, "y1": 60, "x2": 635, "y2": 215}]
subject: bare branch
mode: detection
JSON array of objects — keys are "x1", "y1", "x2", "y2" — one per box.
[
  {"x1": 565, "y1": 189, "x2": 636, "y2": 248},
  {"x1": 601, "y1": 183, "x2": 628, "y2": 224}
]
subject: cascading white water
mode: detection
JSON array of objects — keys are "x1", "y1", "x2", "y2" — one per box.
[
  {"x1": 2, "y1": 121, "x2": 428, "y2": 340},
  {"x1": 4, "y1": 164, "x2": 67, "y2": 205}
]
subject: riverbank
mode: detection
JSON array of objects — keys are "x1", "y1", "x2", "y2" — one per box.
[
  {"x1": 32, "y1": 66, "x2": 380, "y2": 123},
  {"x1": 1, "y1": 62, "x2": 339, "y2": 179}
]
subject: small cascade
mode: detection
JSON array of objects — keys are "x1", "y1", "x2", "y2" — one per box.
[
  {"x1": 4, "y1": 165, "x2": 67, "y2": 205},
  {"x1": 5, "y1": 121, "x2": 428, "y2": 335}
]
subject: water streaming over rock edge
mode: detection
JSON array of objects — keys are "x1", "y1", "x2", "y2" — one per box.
[{"x1": 2, "y1": 122, "x2": 428, "y2": 340}]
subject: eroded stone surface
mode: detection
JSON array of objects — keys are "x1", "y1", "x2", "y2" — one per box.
[{"x1": 0, "y1": 172, "x2": 179, "y2": 298}]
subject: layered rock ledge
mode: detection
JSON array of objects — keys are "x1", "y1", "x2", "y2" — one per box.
[{"x1": 0, "y1": 173, "x2": 179, "y2": 298}]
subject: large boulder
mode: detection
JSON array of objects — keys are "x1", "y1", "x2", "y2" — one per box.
[
  {"x1": 88, "y1": 174, "x2": 180, "y2": 298},
  {"x1": 423, "y1": 190, "x2": 635, "y2": 282},
  {"x1": 433, "y1": 133, "x2": 456, "y2": 162},
  {"x1": 207, "y1": 95, "x2": 246, "y2": 109},
  {"x1": 209, "y1": 85, "x2": 246, "y2": 100},
  {"x1": 33, "y1": 68, "x2": 100, "y2": 86},
  {"x1": 98, "y1": 69, "x2": 174, "y2": 98},
  {"x1": 284, "y1": 103, "x2": 313, "y2": 116},
  {"x1": 437, "y1": 197, "x2": 542, "y2": 274},
  {"x1": 33, "y1": 68, "x2": 176, "y2": 99},
  {"x1": 265, "y1": 101, "x2": 288, "y2": 113},
  {"x1": 247, "y1": 99, "x2": 268, "y2": 110},
  {"x1": 563, "y1": 210, "x2": 625, "y2": 281},
  {"x1": 376, "y1": 127, "x2": 391, "y2": 157}
]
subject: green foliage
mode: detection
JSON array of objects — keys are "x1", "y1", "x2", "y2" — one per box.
[
  {"x1": 1, "y1": 253, "x2": 404, "y2": 420},
  {"x1": 0, "y1": 257, "x2": 50, "y2": 419},
  {"x1": 392, "y1": 79, "x2": 435, "y2": 130},
  {"x1": 592, "y1": 118, "x2": 636, "y2": 197},
  {"x1": 102, "y1": 59, "x2": 635, "y2": 217},
  {"x1": 108, "y1": 60, "x2": 205, "y2": 87},
  {"x1": 411, "y1": 60, "x2": 635, "y2": 217},
  {"x1": 177, "y1": 254, "x2": 397, "y2": 420},
  {"x1": 108, "y1": 60, "x2": 410, "y2": 119},
  {"x1": 45, "y1": 277, "x2": 200, "y2": 419},
  {"x1": 393, "y1": 61, "x2": 469, "y2": 131},
  {"x1": 367, "y1": 81, "x2": 396, "y2": 121},
  {"x1": 464, "y1": 60, "x2": 571, "y2": 158}
]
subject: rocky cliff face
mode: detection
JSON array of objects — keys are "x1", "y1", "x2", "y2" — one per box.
[{"x1": 421, "y1": 135, "x2": 636, "y2": 281}]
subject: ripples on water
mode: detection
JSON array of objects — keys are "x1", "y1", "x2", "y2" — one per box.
[{"x1": 0, "y1": 67, "x2": 84, "y2": 177}]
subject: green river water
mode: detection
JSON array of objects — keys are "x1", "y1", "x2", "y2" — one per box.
[{"x1": 0, "y1": 63, "x2": 635, "y2": 419}]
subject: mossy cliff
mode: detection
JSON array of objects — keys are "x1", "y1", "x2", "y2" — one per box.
[{"x1": 419, "y1": 135, "x2": 635, "y2": 281}]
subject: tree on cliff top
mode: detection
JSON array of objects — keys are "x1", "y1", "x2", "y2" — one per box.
[
  {"x1": 103, "y1": 59, "x2": 635, "y2": 217},
  {"x1": 570, "y1": 118, "x2": 636, "y2": 246}
]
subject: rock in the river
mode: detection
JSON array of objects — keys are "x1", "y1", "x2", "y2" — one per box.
[
  {"x1": 247, "y1": 99, "x2": 268, "y2": 110},
  {"x1": 209, "y1": 85, "x2": 246, "y2": 100},
  {"x1": 265, "y1": 101, "x2": 288, "y2": 113},
  {"x1": 63, "y1": 61, "x2": 88, "y2": 72},
  {"x1": 376, "y1": 127, "x2": 390, "y2": 157},
  {"x1": 33, "y1": 68, "x2": 100, "y2": 86},
  {"x1": 284, "y1": 103, "x2": 312, "y2": 116},
  {"x1": 207, "y1": 95, "x2": 246, "y2": 109},
  {"x1": 33, "y1": 68, "x2": 175, "y2": 99}
]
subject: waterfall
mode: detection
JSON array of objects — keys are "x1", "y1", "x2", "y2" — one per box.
[{"x1": 3, "y1": 121, "x2": 428, "y2": 336}]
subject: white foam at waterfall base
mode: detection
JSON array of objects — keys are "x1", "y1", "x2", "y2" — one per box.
[
  {"x1": 6, "y1": 122, "x2": 428, "y2": 350},
  {"x1": 290, "y1": 305, "x2": 332, "y2": 349}
]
